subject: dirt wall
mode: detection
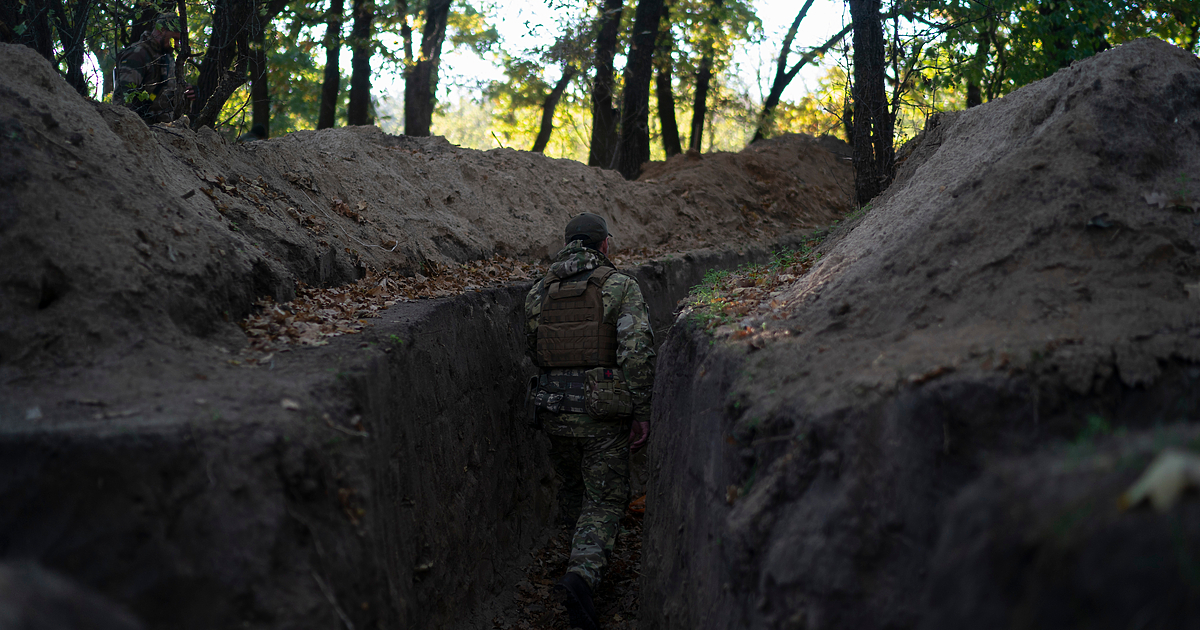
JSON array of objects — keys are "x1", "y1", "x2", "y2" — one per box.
[
  {"x1": 0, "y1": 242, "x2": 780, "y2": 628},
  {"x1": 641, "y1": 38, "x2": 1200, "y2": 630}
]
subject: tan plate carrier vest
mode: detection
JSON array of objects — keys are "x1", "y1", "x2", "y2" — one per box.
[{"x1": 536, "y1": 266, "x2": 619, "y2": 368}]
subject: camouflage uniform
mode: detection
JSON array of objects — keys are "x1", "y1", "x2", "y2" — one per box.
[
  {"x1": 526, "y1": 240, "x2": 655, "y2": 590},
  {"x1": 114, "y1": 32, "x2": 180, "y2": 124}
]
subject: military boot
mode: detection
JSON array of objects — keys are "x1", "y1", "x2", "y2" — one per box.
[{"x1": 554, "y1": 571, "x2": 599, "y2": 630}]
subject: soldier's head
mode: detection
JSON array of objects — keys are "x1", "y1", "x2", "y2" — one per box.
[
  {"x1": 565, "y1": 212, "x2": 610, "y2": 254},
  {"x1": 151, "y1": 12, "x2": 182, "y2": 46}
]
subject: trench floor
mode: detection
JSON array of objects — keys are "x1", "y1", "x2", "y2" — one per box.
[{"x1": 491, "y1": 504, "x2": 644, "y2": 629}]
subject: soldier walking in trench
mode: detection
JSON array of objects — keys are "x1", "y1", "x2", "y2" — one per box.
[{"x1": 525, "y1": 213, "x2": 655, "y2": 629}]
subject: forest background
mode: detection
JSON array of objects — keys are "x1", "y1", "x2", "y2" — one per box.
[{"x1": 2, "y1": 0, "x2": 1197, "y2": 185}]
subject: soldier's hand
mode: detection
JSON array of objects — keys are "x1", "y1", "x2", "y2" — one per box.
[
  {"x1": 184, "y1": 85, "x2": 197, "y2": 101},
  {"x1": 629, "y1": 420, "x2": 649, "y2": 450}
]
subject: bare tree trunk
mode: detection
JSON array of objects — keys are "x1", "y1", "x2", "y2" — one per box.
[
  {"x1": 965, "y1": 30, "x2": 990, "y2": 108},
  {"x1": 318, "y1": 0, "x2": 344, "y2": 129},
  {"x1": 656, "y1": 70, "x2": 682, "y2": 157},
  {"x1": 191, "y1": 0, "x2": 288, "y2": 131},
  {"x1": 2, "y1": 0, "x2": 55, "y2": 59},
  {"x1": 688, "y1": 54, "x2": 712, "y2": 152},
  {"x1": 687, "y1": 0, "x2": 723, "y2": 153},
  {"x1": 190, "y1": 0, "x2": 254, "y2": 126},
  {"x1": 249, "y1": 36, "x2": 269, "y2": 135},
  {"x1": 172, "y1": 0, "x2": 191, "y2": 120},
  {"x1": 849, "y1": 0, "x2": 893, "y2": 205},
  {"x1": 615, "y1": 0, "x2": 665, "y2": 179},
  {"x1": 347, "y1": 0, "x2": 375, "y2": 126},
  {"x1": 47, "y1": 0, "x2": 93, "y2": 95},
  {"x1": 654, "y1": 0, "x2": 681, "y2": 157},
  {"x1": 588, "y1": 0, "x2": 624, "y2": 167},
  {"x1": 532, "y1": 66, "x2": 578, "y2": 153},
  {"x1": 403, "y1": 0, "x2": 451, "y2": 136},
  {"x1": 752, "y1": 0, "x2": 815, "y2": 142}
]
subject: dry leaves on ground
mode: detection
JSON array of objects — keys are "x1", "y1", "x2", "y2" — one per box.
[{"x1": 239, "y1": 255, "x2": 546, "y2": 358}]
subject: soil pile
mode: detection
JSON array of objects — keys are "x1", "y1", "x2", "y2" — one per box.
[
  {"x1": 0, "y1": 40, "x2": 855, "y2": 630},
  {"x1": 645, "y1": 38, "x2": 1200, "y2": 630},
  {"x1": 0, "y1": 39, "x2": 851, "y2": 376}
]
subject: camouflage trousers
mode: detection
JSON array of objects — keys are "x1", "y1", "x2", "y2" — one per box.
[{"x1": 547, "y1": 430, "x2": 630, "y2": 590}]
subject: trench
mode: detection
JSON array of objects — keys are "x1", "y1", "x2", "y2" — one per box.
[{"x1": 0, "y1": 241, "x2": 794, "y2": 629}]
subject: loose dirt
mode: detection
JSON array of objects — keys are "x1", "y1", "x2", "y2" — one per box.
[
  {"x1": 646, "y1": 37, "x2": 1200, "y2": 630},
  {"x1": 0, "y1": 40, "x2": 853, "y2": 630}
]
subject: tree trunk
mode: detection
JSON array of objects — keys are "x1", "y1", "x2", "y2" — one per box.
[
  {"x1": 966, "y1": 30, "x2": 990, "y2": 108},
  {"x1": 849, "y1": 0, "x2": 892, "y2": 205},
  {"x1": 190, "y1": 0, "x2": 254, "y2": 126},
  {"x1": 318, "y1": 0, "x2": 344, "y2": 129},
  {"x1": 347, "y1": 0, "x2": 375, "y2": 126},
  {"x1": 2, "y1": 0, "x2": 55, "y2": 60},
  {"x1": 686, "y1": 0, "x2": 723, "y2": 153},
  {"x1": 172, "y1": 0, "x2": 191, "y2": 121},
  {"x1": 403, "y1": 0, "x2": 451, "y2": 136},
  {"x1": 588, "y1": 0, "x2": 624, "y2": 167},
  {"x1": 656, "y1": 70, "x2": 682, "y2": 157},
  {"x1": 46, "y1": 0, "x2": 93, "y2": 95},
  {"x1": 751, "y1": 0, "x2": 816, "y2": 142},
  {"x1": 249, "y1": 35, "x2": 269, "y2": 135},
  {"x1": 615, "y1": 0, "x2": 666, "y2": 179},
  {"x1": 532, "y1": 66, "x2": 578, "y2": 153},
  {"x1": 653, "y1": 0, "x2": 681, "y2": 157},
  {"x1": 688, "y1": 54, "x2": 712, "y2": 152}
]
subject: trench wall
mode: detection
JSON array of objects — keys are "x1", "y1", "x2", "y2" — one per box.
[
  {"x1": 641, "y1": 320, "x2": 1200, "y2": 630},
  {"x1": 0, "y1": 244, "x2": 778, "y2": 628}
]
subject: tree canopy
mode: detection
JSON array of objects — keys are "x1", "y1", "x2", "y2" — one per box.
[{"x1": 3, "y1": 0, "x2": 1195, "y2": 174}]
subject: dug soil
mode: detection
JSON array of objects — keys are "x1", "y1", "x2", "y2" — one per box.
[
  {"x1": 644, "y1": 38, "x2": 1200, "y2": 630},
  {"x1": 3, "y1": 33, "x2": 1200, "y2": 630},
  {"x1": 0, "y1": 40, "x2": 852, "y2": 629}
]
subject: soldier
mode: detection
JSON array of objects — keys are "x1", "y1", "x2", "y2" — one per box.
[
  {"x1": 525, "y1": 213, "x2": 654, "y2": 630},
  {"x1": 114, "y1": 12, "x2": 195, "y2": 124}
]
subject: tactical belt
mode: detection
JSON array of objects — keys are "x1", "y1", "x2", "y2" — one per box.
[{"x1": 530, "y1": 372, "x2": 588, "y2": 415}]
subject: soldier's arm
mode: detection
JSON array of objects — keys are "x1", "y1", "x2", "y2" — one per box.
[
  {"x1": 613, "y1": 275, "x2": 656, "y2": 421},
  {"x1": 524, "y1": 281, "x2": 544, "y2": 360},
  {"x1": 113, "y1": 50, "x2": 145, "y2": 105}
]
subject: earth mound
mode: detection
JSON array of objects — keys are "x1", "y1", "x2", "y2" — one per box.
[
  {"x1": 645, "y1": 38, "x2": 1200, "y2": 630},
  {"x1": 0, "y1": 40, "x2": 852, "y2": 376},
  {"x1": 0, "y1": 39, "x2": 855, "y2": 630}
]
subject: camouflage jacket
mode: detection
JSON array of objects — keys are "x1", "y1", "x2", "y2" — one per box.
[
  {"x1": 526, "y1": 241, "x2": 655, "y2": 436},
  {"x1": 114, "y1": 33, "x2": 179, "y2": 123}
]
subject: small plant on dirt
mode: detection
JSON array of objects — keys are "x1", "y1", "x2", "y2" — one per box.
[
  {"x1": 388, "y1": 334, "x2": 405, "y2": 346},
  {"x1": 1076, "y1": 414, "x2": 1113, "y2": 444}
]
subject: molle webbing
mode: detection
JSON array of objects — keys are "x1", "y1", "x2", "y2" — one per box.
[{"x1": 536, "y1": 266, "x2": 618, "y2": 368}]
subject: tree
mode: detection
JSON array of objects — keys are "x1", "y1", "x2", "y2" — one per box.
[
  {"x1": 404, "y1": 0, "x2": 451, "y2": 136},
  {"x1": 47, "y1": 0, "x2": 95, "y2": 95},
  {"x1": 189, "y1": 0, "x2": 288, "y2": 130},
  {"x1": 587, "y1": 0, "x2": 624, "y2": 167},
  {"x1": 686, "y1": 0, "x2": 722, "y2": 153},
  {"x1": 318, "y1": 0, "x2": 344, "y2": 129},
  {"x1": 654, "y1": 0, "x2": 682, "y2": 157},
  {"x1": 751, "y1": 0, "x2": 851, "y2": 142},
  {"x1": 346, "y1": 0, "x2": 375, "y2": 125},
  {"x1": 849, "y1": 0, "x2": 892, "y2": 205},
  {"x1": 532, "y1": 65, "x2": 578, "y2": 153},
  {"x1": 615, "y1": 0, "x2": 665, "y2": 179},
  {"x1": 0, "y1": 0, "x2": 54, "y2": 60}
]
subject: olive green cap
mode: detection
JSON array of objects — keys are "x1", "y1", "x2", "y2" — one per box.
[{"x1": 565, "y1": 212, "x2": 609, "y2": 248}]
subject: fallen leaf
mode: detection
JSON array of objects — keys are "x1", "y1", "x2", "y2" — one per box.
[
  {"x1": 1120, "y1": 449, "x2": 1200, "y2": 512},
  {"x1": 280, "y1": 398, "x2": 301, "y2": 411}
]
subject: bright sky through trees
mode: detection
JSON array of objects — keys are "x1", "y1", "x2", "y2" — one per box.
[{"x1": 377, "y1": 0, "x2": 847, "y2": 107}]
